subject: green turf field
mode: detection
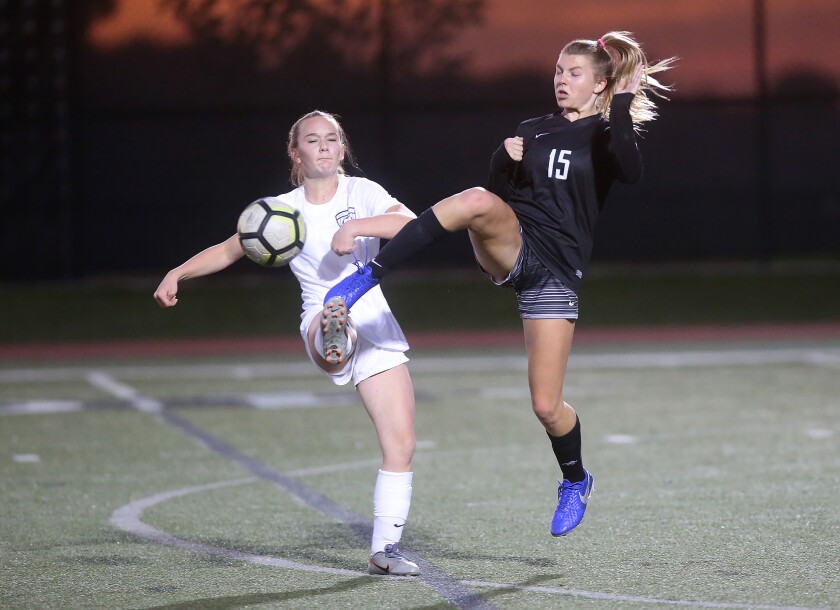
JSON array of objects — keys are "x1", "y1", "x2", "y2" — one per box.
[{"x1": 2, "y1": 337, "x2": 838, "y2": 609}]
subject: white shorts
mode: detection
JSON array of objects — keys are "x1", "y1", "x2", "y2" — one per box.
[{"x1": 301, "y1": 307, "x2": 409, "y2": 387}]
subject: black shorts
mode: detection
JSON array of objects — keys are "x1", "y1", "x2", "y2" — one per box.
[{"x1": 490, "y1": 236, "x2": 579, "y2": 320}]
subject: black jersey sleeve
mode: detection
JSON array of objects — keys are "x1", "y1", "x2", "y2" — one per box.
[
  {"x1": 488, "y1": 142, "x2": 518, "y2": 200},
  {"x1": 607, "y1": 92, "x2": 642, "y2": 183}
]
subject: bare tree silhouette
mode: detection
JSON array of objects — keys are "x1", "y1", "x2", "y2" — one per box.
[{"x1": 158, "y1": 0, "x2": 485, "y2": 80}]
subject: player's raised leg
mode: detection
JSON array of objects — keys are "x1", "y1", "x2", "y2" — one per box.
[
  {"x1": 454, "y1": 187, "x2": 521, "y2": 283},
  {"x1": 323, "y1": 187, "x2": 520, "y2": 311}
]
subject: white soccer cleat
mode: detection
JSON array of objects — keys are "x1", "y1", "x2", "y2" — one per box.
[{"x1": 368, "y1": 544, "x2": 420, "y2": 576}]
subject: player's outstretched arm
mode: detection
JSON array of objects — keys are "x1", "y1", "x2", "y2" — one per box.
[
  {"x1": 153, "y1": 234, "x2": 245, "y2": 308},
  {"x1": 330, "y1": 204, "x2": 416, "y2": 255}
]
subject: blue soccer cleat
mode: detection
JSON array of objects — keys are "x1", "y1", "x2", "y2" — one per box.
[
  {"x1": 323, "y1": 264, "x2": 379, "y2": 310},
  {"x1": 551, "y1": 469, "x2": 594, "y2": 537}
]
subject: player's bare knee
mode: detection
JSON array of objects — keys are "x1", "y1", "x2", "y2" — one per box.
[
  {"x1": 531, "y1": 397, "x2": 564, "y2": 429},
  {"x1": 399, "y1": 435, "x2": 416, "y2": 463},
  {"x1": 387, "y1": 429, "x2": 415, "y2": 453},
  {"x1": 384, "y1": 441, "x2": 414, "y2": 471},
  {"x1": 444, "y1": 187, "x2": 492, "y2": 225},
  {"x1": 461, "y1": 187, "x2": 495, "y2": 217}
]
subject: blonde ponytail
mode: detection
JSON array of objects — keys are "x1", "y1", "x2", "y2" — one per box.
[{"x1": 563, "y1": 31, "x2": 676, "y2": 128}]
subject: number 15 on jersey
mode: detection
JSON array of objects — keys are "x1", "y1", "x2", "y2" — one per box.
[{"x1": 548, "y1": 149, "x2": 571, "y2": 180}]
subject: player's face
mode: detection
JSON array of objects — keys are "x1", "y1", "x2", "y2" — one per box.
[
  {"x1": 292, "y1": 116, "x2": 345, "y2": 181},
  {"x1": 553, "y1": 53, "x2": 606, "y2": 116}
]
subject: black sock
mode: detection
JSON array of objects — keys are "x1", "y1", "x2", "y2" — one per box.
[
  {"x1": 547, "y1": 418, "x2": 585, "y2": 483},
  {"x1": 369, "y1": 208, "x2": 448, "y2": 279}
]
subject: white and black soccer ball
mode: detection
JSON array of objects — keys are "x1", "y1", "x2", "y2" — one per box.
[{"x1": 237, "y1": 197, "x2": 306, "y2": 267}]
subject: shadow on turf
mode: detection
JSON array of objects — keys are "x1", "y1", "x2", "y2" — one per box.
[
  {"x1": 406, "y1": 535, "x2": 559, "y2": 569},
  {"x1": 143, "y1": 576, "x2": 372, "y2": 609},
  {"x1": 406, "y1": 575, "x2": 561, "y2": 610}
]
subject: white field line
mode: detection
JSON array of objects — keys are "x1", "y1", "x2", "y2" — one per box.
[
  {"x1": 111, "y1": 478, "x2": 831, "y2": 610},
  {"x1": 2, "y1": 342, "x2": 825, "y2": 608},
  {"x1": 109, "y1": 477, "x2": 359, "y2": 577},
  {"x1": 3, "y1": 347, "x2": 840, "y2": 384},
  {"x1": 85, "y1": 371, "x2": 834, "y2": 610},
  {"x1": 86, "y1": 371, "x2": 162, "y2": 413},
  {"x1": 0, "y1": 400, "x2": 82, "y2": 415}
]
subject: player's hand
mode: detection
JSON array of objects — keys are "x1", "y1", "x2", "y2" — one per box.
[
  {"x1": 616, "y1": 63, "x2": 644, "y2": 95},
  {"x1": 331, "y1": 222, "x2": 358, "y2": 255},
  {"x1": 153, "y1": 274, "x2": 179, "y2": 308},
  {"x1": 504, "y1": 136, "x2": 524, "y2": 161}
]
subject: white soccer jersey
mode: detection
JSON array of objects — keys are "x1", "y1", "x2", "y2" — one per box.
[{"x1": 281, "y1": 175, "x2": 409, "y2": 352}]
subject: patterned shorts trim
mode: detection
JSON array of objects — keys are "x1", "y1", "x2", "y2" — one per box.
[{"x1": 492, "y1": 237, "x2": 579, "y2": 320}]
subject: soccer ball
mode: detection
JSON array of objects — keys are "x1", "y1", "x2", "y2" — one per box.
[{"x1": 237, "y1": 197, "x2": 306, "y2": 267}]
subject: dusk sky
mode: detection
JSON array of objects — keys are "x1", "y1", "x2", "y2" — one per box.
[{"x1": 88, "y1": 0, "x2": 840, "y2": 98}]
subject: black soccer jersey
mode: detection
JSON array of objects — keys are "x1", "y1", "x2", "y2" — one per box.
[{"x1": 488, "y1": 93, "x2": 641, "y2": 291}]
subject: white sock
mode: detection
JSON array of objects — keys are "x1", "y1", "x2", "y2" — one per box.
[{"x1": 371, "y1": 469, "x2": 413, "y2": 554}]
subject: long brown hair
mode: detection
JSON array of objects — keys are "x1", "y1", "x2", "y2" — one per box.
[
  {"x1": 562, "y1": 31, "x2": 676, "y2": 127},
  {"x1": 287, "y1": 110, "x2": 357, "y2": 186}
]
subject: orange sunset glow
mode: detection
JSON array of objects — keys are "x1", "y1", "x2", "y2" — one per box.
[{"x1": 86, "y1": 0, "x2": 840, "y2": 97}]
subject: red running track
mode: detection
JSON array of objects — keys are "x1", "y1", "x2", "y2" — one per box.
[{"x1": 2, "y1": 323, "x2": 840, "y2": 361}]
